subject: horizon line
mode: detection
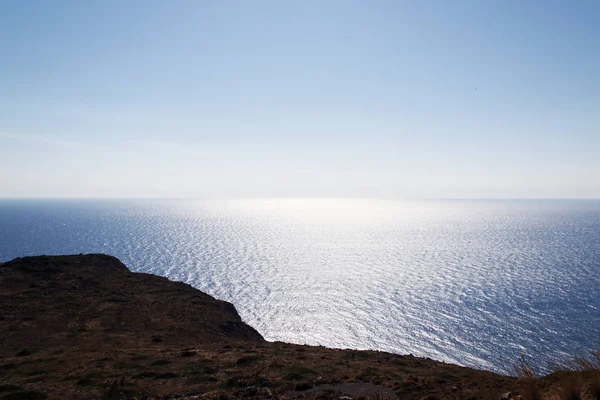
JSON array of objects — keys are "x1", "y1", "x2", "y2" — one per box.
[{"x1": 1, "y1": 196, "x2": 599, "y2": 201}]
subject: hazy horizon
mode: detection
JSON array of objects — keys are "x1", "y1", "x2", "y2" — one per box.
[
  {"x1": 2, "y1": 1, "x2": 599, "y2": 199},
  {"x1": 1, "y1": 196, "x2": 600, "y2": 200}
]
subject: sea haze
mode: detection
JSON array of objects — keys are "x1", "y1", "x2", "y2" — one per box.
[{"x1": 1, "y1": 198, "x2": 599, "y2": 373}]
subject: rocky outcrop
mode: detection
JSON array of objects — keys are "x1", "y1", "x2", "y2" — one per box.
[
  {"x1": 0, "y1": 255, "x2": 520, "y2": 400},
  {"x1": 0, "y1": 254, "x2": 263, "y2": 353}
]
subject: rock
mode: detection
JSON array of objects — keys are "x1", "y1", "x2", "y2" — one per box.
[{"x1": 0, "y1": 254, "x2": 264, "y2": 352}]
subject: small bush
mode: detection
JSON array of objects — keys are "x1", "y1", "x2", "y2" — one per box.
[
  {"x1": 2, "y1": 391, "x2": 47, "y2": 400},
  {"x1": 154, "y1": 372, "x2": 179, "y2": 379},
  {"x1": 132, "y1": 372, "x2": 156, "y2": 379},
  {"x1": 294, "y1": 382, "x2": 312, "y2": 391},
  {"x1": 149, "y1": 359, "x2": 171, "y2": 366},
  {"x1": 235, "y1": 355, "x2": 264, "y2": 365},
  {"x1": 186, "y1": 359, "x2": 216, "y2": 376},
  {"x1": 15, "y1": 349, "x2": 32, "y2": 357},
  {"x1": 0, "y1": 363, "x2": 18, "y2": 371},
  {"x1": 223, "y1": 374, "x2": 270, "y2": 388},
  {"x1": 284, "y1": 372, "x2": 304, "y2": 381},
  {"x1": 75, "y1": 378, "x2": 95, "y2": 387},
  {"x1": 0, "y1": 385, "x2": 21, "y2": 393},
  {"x1": 285, "y1": 365, "x2": 315, "y2": 375}
]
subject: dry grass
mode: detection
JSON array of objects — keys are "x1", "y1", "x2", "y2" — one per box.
[
  {"x1": 514, "y1": 354, "x2": 542, "y2": 400},
  {"x1": 514, "y1": 352, "x2": 600, "y2": 400}
]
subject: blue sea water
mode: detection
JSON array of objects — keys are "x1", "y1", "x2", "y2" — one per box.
[{"x1": 1, "y1": 198, "x2": 599, "y2": 374}]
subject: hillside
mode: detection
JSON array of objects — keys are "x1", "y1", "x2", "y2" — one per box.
[{"x1": 0, "y1": 254, "x2": 519, "y2": 399}]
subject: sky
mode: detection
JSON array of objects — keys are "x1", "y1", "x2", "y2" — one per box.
[{"x1": 1, "y1": 0, "x2": 599, "y2": 199}]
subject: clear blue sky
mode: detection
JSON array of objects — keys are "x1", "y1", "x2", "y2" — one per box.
[{"x1": 1, "y1": 0, "x2": 598, "y2": 198}]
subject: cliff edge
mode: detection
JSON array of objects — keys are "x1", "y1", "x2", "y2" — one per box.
[
  {"x1": 0, "y1": 255, "x2": 518, "y2": 400},
  {"x1": 0, "y1": 254, "x2": 263, "y2": 352}
]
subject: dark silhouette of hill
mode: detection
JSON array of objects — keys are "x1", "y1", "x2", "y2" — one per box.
[
  {"x1": 0, "y1": 254, "x2": 522, "y2": 399},
  {"x1": 0, "y1": 254, "x2": 263, "y2": 352}
]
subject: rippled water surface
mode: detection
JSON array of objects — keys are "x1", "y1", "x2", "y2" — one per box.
[{"x1": 1, "y1": 198, "x2": 599, "y2": 373}]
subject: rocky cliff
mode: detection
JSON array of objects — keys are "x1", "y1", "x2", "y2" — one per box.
[
  {"x1": 0, "y1": 255, "x2": 519, "y2": 400},
  {"x1": 0, "y1": 254, "x2": 263, "y2": 352}
]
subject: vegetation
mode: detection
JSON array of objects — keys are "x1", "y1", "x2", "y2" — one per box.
[
  {"x1": 2, "y1": 254, "x2": 598, "y2": 399},
  {"x1": 512, "y1": 352, "x2": 600, "y2": 400}
]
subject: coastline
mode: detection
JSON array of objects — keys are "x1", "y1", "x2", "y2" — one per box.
[{"x1": 0, "y1": 254, "x2": 564, "y2": 399}]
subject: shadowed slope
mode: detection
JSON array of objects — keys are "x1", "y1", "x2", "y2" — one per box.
[
  {"x1": 0, "y1": 255, "x2": 520, "y2": 399},
  {"x1": 0, "y1": 254, "x2": 263, "y2": 352}
]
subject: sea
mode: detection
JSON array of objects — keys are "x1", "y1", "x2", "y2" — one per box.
[{"x1": 1, "y1": 198, "x2": 599, "y2": 374}]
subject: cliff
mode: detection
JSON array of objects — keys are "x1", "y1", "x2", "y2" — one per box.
[
  {"x1": 0, "y1": 254, "x2": 263, "y2": 352},
  {"x1": 0, "y1": 255, "x2": 518, "y2": 399}
]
